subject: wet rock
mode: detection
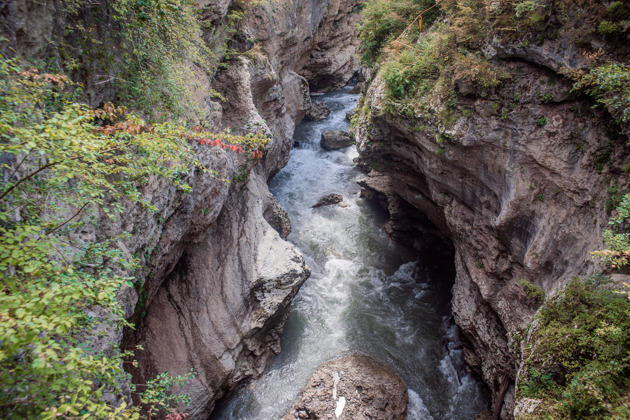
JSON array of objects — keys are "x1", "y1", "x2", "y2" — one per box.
[
  {"x1": 321, "y1": 130, "x2": 353, "y2": 150},
  {"x1": 305, "y1": 101, "x2": 331, "y2": 121},
  {"x1": 345, "y1": 109, "x2": 355, "y2": 122},
  {"x1": 264, "y1": 198, "x2": 292, "y2": 239},
  {"x1": 312, "y1": 193, "x2": 343, "y2": 208},
  {"x1": 282, "y1": 355, "x2": 407, "y2": 420}
]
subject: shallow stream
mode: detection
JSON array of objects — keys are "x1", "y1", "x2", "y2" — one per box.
[{"x1": 213, "y1": 84, "x2": 488, "y2": 419}]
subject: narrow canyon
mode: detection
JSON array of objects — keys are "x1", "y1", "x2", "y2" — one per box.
[{"x1": 1, "y1": 1, "x2": 629, "y2": 419}]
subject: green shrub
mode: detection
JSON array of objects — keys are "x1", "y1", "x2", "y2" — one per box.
[
  {"x1": 358, "y1": 0, "x2": 440, "y2": 65},
  {"x1": 59, "y1": 0, "x2": 246, "y2": 120},
  {"x1": 598, "y1": 20, "x2": 622, "y2": 35},
  {"x1": 594, "y1": 192, "x2": 630, "y2": 268},
  {"x1": 519, "y1": 278, "x2": 630, "y2": 419},
  {"x1": 605, "y1": 184, "x2": 625, "y2": 215},
  {"x1": 572, "y1": 63, "x2": 630, "y2": 122},
  {"x1": 518, "y1": 279, "x2": 545, "y2": 308},
  {"x1": 606, "y1": 1, "x2": 625, "y2": 19},
  {"x1": 381, "y1": 34, "x2": 442, "y2": 99}
]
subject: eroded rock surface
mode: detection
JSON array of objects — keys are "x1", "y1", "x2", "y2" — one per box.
[
  {"x1": 321, "y1": 130, "x2": 353, "y2": 150},
  {"x1": 305, "y1": 101, "x2": 331, "y2": 121},
  {"x1": 354, "y1": 54, "x2": 628, "y2": 418},
  {"x1": 2, "y1": 0, "x2": 356, "y2": 417},
  {"x1": 282, "y1": 355, "x2": 408, "y2": 420},
  {"x1": 127, "y1": 167, "x2": 310, "y2": 418}
]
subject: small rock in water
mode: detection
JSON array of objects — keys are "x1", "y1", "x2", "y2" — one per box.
[
  {"x1": 305, "y1": 101, "x2": 331, "y2": 121},
  {"x1": 282, "y1": 355, "x2": 407, "y2": 420},
  {"x1": 321, "y1": 130, "x2": 353, "y2": 150},
  {"x1": 312, "y1": 194, "x2": 343, "y2": 208}
]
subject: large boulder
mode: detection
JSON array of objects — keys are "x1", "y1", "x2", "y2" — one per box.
[
  {"x1": 321, "y1": 130, "x2": 353, "y2": 150},
  {"x1": 305, "y1": 101, "x2": 331, "y2": 121},
  {"x1": 282, "y1": 355, "x2": 408, "y2": 420}
]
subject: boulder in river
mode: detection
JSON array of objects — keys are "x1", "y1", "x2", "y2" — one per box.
[
  {"x1": 305, "y1": 101, "x2": 331, "y2": 121},
  {"x1": 321, "y1": 130, "x2": 353, "y2": 150},
  {"x1": 312, "y1": 193, "x2": 343, "y2": 208},
  {"x1": 282, "y1": 355, "x2": 408, "y2": 420}
]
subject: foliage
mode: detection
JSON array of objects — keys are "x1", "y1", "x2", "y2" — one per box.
[
  {"x1": 358, "y1": 0, "x2": 441, "y2": 65},
  {"x1": 593, "y1": 192, "x2": 630, "y2": 268},
  {"x1": 0, "y1": 56, "x2": 266, "y2": 418},
  {"x1": 605, "y1": 184, "x2": 625, "y2": 215},
  {"x1": 598, "y1": 20, "x2": 622, "y2": 35},
  {"x1": 572, "y1": 63, "x2": 630, "y2": 123},
  {"x1": 135, "y1": 370, "x2": 196, "y2": 418},
  {"x1": 361, "y1": 0, "x2": 506, "y2": 121},
  {"x1": 381, "y1": 34, "x2": 443, "y2": 99},
  {"x1": 514, "y1": 0, "x2": 545, "y2": 18},
  {"x1": 109, "y1": 0, "x2": 214, "y2": 119},
  {"x1": 518, "y1": 278, "x2": 630, "y2": 419},
  {"x1": 360, "y1": 0, "x2": 630, "y2": 131},
  {"x1": 59, "y1": 0, "x2": 244, "y2": 120},
  {"x1": 518, "y1": 279, "x2": 545, "y2": 308}
]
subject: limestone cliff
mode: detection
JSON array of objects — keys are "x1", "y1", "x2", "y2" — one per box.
[
  {"x1": 1, "y1": 0, "x2": 360, "y2": 417},
  {"x1": 353, "y1": 4, "x2": 630, "y2": 418}
]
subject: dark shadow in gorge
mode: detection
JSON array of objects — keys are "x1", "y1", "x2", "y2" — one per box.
[{"x1": 358, "y1": 181, "x2": 491, "y2": 407}]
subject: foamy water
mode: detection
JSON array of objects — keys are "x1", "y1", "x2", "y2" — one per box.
[{"x1": 212, "y1": 84, "x2": 488, "y2": 419}]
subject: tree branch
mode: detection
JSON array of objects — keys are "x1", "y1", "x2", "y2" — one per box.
[{"x1": 45, "y1": 202, "x2": 90, "y2": 236}]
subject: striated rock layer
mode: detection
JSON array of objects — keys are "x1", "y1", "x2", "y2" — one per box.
[{"x1": 354, "y1": 54, "x2": 628, "y2": 418}]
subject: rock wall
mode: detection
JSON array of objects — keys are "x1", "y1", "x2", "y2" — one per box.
[
  {"x1": 354, "y1": 51, "x2": 628, "y2": 418},
  {"x1": 119, "y1": 0, "x2": 362, "y2": 415},
  {"x1": 1, "y1": 0, "x2": 361, "y2": 417}
]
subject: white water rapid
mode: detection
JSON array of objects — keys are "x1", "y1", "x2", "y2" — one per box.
[{"x1": 212, "y1": 84, "x2": 488, "y2": 419}]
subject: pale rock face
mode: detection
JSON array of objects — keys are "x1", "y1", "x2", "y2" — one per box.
[
  {"x1": 196, "y1": 0, "x2": 232, "y2": 22},
  {"x1": 264, "y1": 197, "x2": 292, "y2": 239},
  {"x1": 126, "y1": 166, "x2": 310, "y2": 419},
  {"x1": 355, "y1": 56, "x2": 628, "y2": 418},
  {"x1": 282, "y1": 355, "x2": 408, "y2": 420},
  {"x1": 242, "y1": 0, "x2": 362, "y2": 92},
  {"x1": 122, "y1": 54, "x2": 314, "y2": 418},
  {"x1": 119, "y1": 0, "x2": 364, "y2": 416}
]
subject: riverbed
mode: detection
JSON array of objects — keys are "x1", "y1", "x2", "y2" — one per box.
[{"x1": 212, "y1": 84, "x2": 488, "y2": 419}]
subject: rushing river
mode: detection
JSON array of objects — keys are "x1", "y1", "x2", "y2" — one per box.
[{"x1": 212, "y1": 84, "x2": 488, "y2": 419}]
